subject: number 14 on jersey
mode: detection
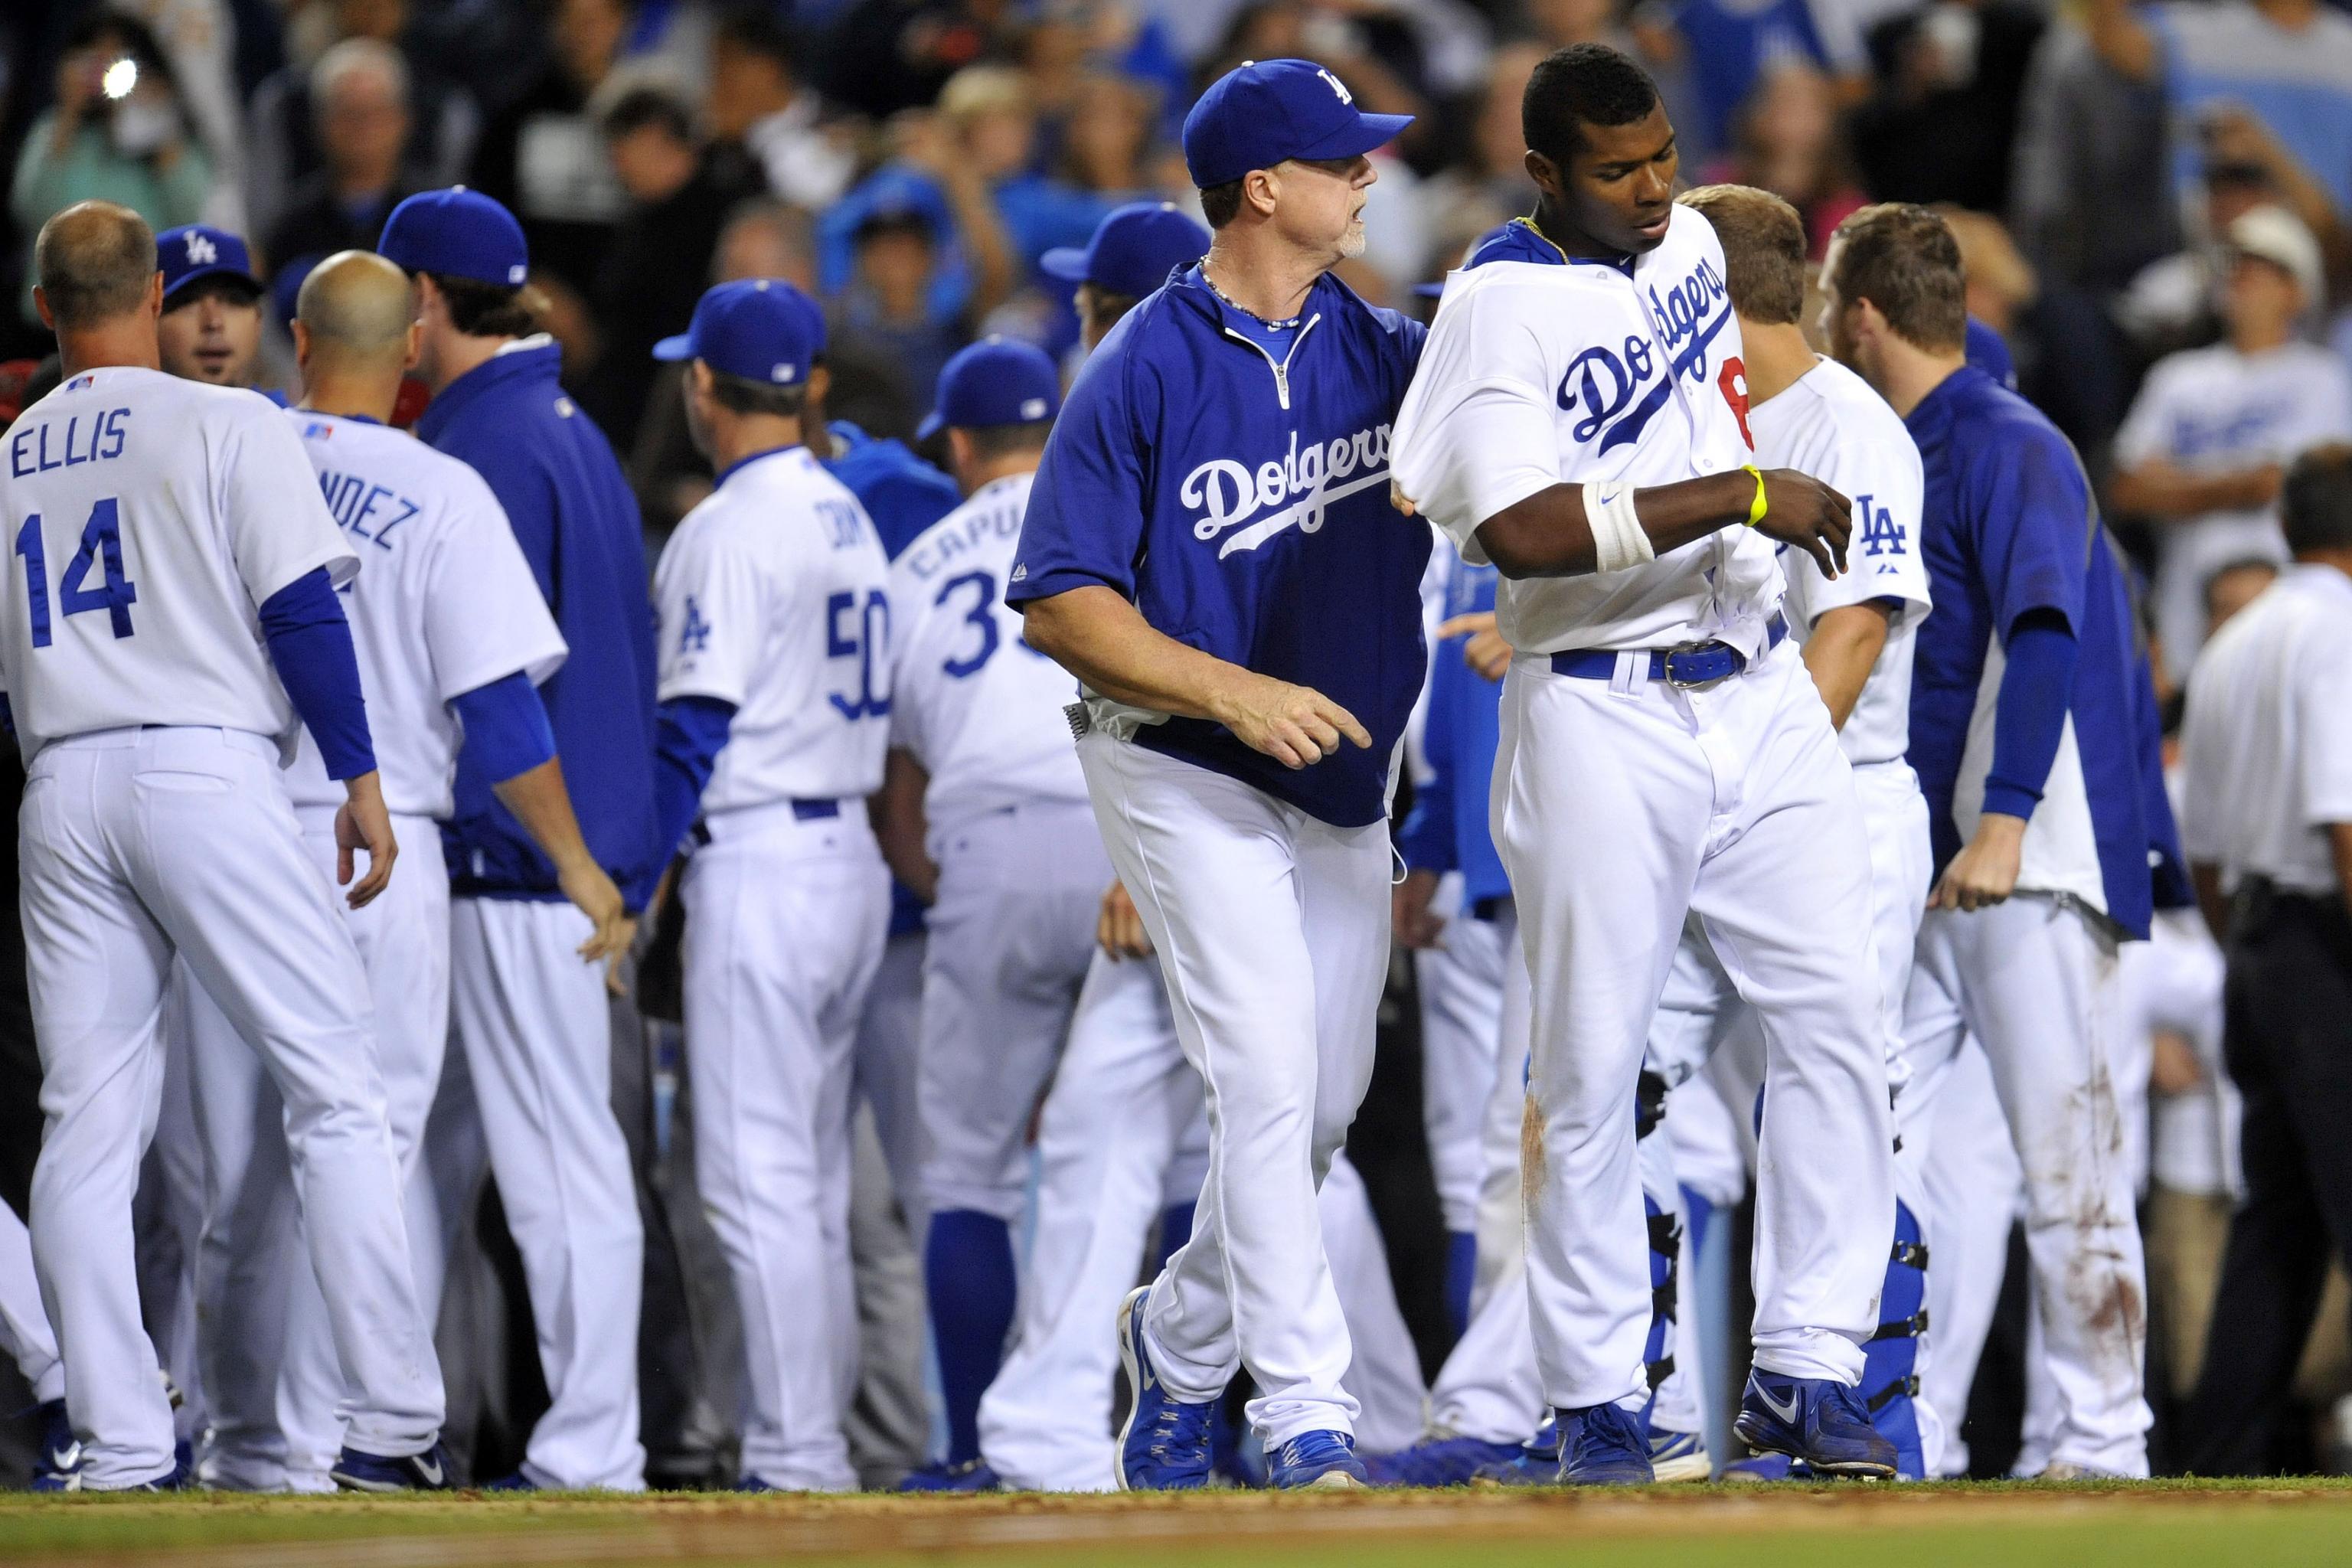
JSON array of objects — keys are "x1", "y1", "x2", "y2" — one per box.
[{"x1": 15, "y1": 495, "x2": 139, "y2": 647}]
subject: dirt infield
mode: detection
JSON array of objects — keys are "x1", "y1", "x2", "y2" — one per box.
[{"x1": 4, "y1": 1481, "x2": 2351, "y2": 1568}]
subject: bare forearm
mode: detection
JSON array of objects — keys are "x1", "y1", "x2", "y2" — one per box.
[
  {"x1": 1475, "y1": 471, "x2": 1756, "y2": 580},
  {"x1": 490, "y1": 756, "x2": 599, "y2": 874},
  {"x1": 1801, "y1": 603, "x2": 1891, "y2": 730},
  {"x1": 874, "y1": 749, "x2": 935, "y2": 901},
  {"x1": 2111, "y1": 461, "x2": 2274, "y2": 518},
  {"x1": 1021, "y1": 585, "x2": 1258, "y2": 724}
]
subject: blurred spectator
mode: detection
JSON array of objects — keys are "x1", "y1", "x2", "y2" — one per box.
[
  {"x1": 243, "y1": 0, "x2": 476, "y2": 239},
  {"x1": 706, "y1": 6, "x2": 858, "y2": 212},
  {"x1": 2007, "y1": 14, "x2": 2177, "y2": 297},
  {"x1": 822, "y1": 0, "x2": 1009, "y2": 119},
  {"x1": 2086, "y1": 0, "x2": 2352, "y2": 223},
  {"x1": 2112, "y1": 205, "x2": 2352, "y2": 680},
  {"x1": 1851, "y1": 0, "x2": 2045, "y2": 214},
  {"x1": 262, "y1": 38, "x2": 422, "y2": 288},
  {"x1": 582, "y1": 87, "x2": 757, "y2": 449},
  {"x1": 1944, "y1": 204, "x2": 2135, "y2": 469},
  {"x1": 1416, "y1": 40, "x2": 1542, "y2": 276},
  {"x1": 835, "y1": 197, "x2": 971, "y2": 430},
  {"x1": 466, "y1": 0, "x2": 634, "y2": 296},
  {"x1": 1200, "y1": 3, "x2": 1430, "y2": 159},
  {"x1": 115, "y1": 0, "x2": 247, "y2": 229},
  {"x1": 2119, "y1": 157, "x2": 2284, "y2": 358},
  {"x1": 12, "y1": 11, "x2": 214, "y2": 322},
  {"x1": 1700, "y1": 60, "x2": 1863, "y2": 258}
]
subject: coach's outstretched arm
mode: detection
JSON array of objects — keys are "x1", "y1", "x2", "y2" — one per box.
[{"x1": 1022, "y1": 585, "x2": 1370, "y2": 771}]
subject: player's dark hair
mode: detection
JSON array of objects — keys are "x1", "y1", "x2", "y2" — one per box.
[
  {"x1": 1679, "y1": 185, "x2": 1805, "y2": 325},
  {"x1": 2200, "y1": 555, "x2": 2281, "y2": 617},
  {"x1": 714, "y1": 7, "x2": 796, "y2": 72},
  {"x1": 2282, "y1": 443, "x2": 2352, "y2": 554},
  {"x1": 959, "y1": 420, "x2": 1054, "y2": 460},
  {"x1": 427, "y1": 272, "x2": 537, "y2": 338},
  {"x1": 707, "y1": 368, "x2": 808, "y2": 420},
  {"x1": 1078, "y1": 281, "x2": 1142, "y2": 328},
  {"x1": 1825, "y1": 202, "x2": 1966, "y2": 354},
  {"x1": 1198, "y1": 179, "x2": 1245, "y2": 230},
  {"x1": 603, "y1": 86, "x2": 694, "y2": 145},
  {"x1": 1523, "y1": 44, "x2": 1659, "y2": 168},
  {"x1": 34, "y1": 202, "x2": 156, "y2": 330}
]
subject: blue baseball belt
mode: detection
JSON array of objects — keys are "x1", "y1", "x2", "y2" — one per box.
[{"x1": 1547, "y1": 614, "x2": 1787, "y2": 688}]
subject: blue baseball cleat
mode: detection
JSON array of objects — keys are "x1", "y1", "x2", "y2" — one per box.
[
  {"x1": 331, "y1": 1440, "x2": 454, "y2": 1492},
  {"x1": 1364, "y1": 1433, "x2": 1526, "y2": 1487},
  {"x1": 31, "y1": 1400, "x2": 79, "y2": 1490},
  {"x1": 897, "y1": 1458, "x2": 1001, "y2": 1492},
  {"x1": 1648, "y1": 1426, "x2": 1713, "y2": 1483},
  {"x1": 1114, "y1": 1286, "x2": 1214, "y2": 1490},
  {"x1": 1471, "y1": 1418, "x2": 1561, "y2": 1487},
  {"x1": 34, "y1": 1451, "x2": 189, "y2": 1493},
  {"x1": 1555, "y1": 1402, "x2": 1655, "y2": 1486},
  {"x1": 1267, "y1": 1429, "x2": 1368, "y2": 1489},
  {"x1": 1733, "y1": 1371, "x2": 1898, "y2": 1478},
  {"x1": 1722, "y1": 1452, "x2": 1807, "y2": 1482}
]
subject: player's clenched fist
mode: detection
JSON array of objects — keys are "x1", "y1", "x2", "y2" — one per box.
[
  {"x1": 1753, "y1": 469, "x2": 1854, "y2": 580},
  {"x1": 1210, "y1": 670, "x2": 1373, "y2": 769}
]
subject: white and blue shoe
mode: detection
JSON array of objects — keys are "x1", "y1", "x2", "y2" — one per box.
[
  {"x1": 1268, "y1": 1430, "x2": 1368, "y2": 1490},
  {"x1": 30, "y1": 1400, "x2": 79, "y2": 1490},
  {"x1": 1364, "y1": 1433, "x2": 1526, "y2": 1487},
  {"x1": 1555, "y1": 1403, "x2": 1655, "y2": 1486},
  {"x1": 1648, "y1": 1426, "x2": 1713, "y2": 1483},
  {"x1": 1114, "y1": 1287, "x2": 1214, "y2": 1491},
  {"x1": 34, "y1": 1451, "x2": 189, "y2": 1493},
  {"x1": 329, "y1": 1440, "x2": 454, "y2": 1492},
  {"x1": 1472, "y1": 1418, "x2": 1561, "y2": 1487},
  {"x1": 1733, "y1": 1371, "x2": 1897, "y2": 1479}
]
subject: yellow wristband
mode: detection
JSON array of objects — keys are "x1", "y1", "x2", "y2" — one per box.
[{"x1": 1743, "y1": 465, "x2": 1769, "y2": 528}]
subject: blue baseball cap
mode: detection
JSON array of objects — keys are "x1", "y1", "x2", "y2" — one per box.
[
  {"x1": 1041, "y1": 201, "x2": 1211, "y2": 297},
  {"x1": 1181, "y1": 58, "x2": 1413, "y2": 190},
  {"x1": 916, "y1": 337, "x2": 1060, "y2": 440},
  {"x1": 653, "y1": 278, "x2": 822, "y2": 387},
  {"x1": 156, "y1": 225, "x2": 260, "y2": 302},
  {"x1": 377, "y1": 187, "x2": 529, "y2": 286}
]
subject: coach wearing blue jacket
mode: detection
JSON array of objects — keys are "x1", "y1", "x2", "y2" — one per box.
[
  {"x1": 380, "y1": 188, "x2": 658, "y2": 1492},
  {"x1": 1008, "y1": 59, "x2": 1426, "y2": 1491}
]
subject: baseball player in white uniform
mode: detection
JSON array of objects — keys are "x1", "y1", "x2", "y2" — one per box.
[
  {"x1": 649, "y1": 279, "x2": 893, "y2": 1492},
  {"x1": 183, "y1": 252, "x2": 629, "y2": 1491},
  {"x1": 0, "y1": 1203, "x2": 74, "y2": 1481},
  {"x1": 1, "y1": 201, "x2": 447, "y2": 1491},
  {"x1": 1390, "y1": 47, "x2": 1898, "y2": 1481},
  {"x1": 873, "y1": 338, "x2": 1110, "y2": 1491}
]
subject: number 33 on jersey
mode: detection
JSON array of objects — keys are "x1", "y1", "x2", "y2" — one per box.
[
  {"x1": 653, "y1": 445, "x2": 892, "y2": 810},
  {"x1": 0, "y1": 369, "x2": 358, "y2": 763}
]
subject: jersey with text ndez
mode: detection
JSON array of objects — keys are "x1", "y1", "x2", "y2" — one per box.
[{"x1": 1005, "y1": 266, "x2": 1429, "y2": 828}]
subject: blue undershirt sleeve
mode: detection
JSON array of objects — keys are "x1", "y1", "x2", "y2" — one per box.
[
  {"x1": 653, "y1": 694, "x2": 738, "y2": 859},
  {"x1": 260, "y1": 567, "x2": 375, "y2": 781},
  {"x1": 449, "y1": 670, "x2": 557, "y2": 786},
  {"x1": 1981, "y1": 609, "x2": 2079, "y2": 823}
]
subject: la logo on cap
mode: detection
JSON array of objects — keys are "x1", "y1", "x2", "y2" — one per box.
[
  {"x1": 185, "y1": 231, "x2": 217, "y2": 265},
  {"x1": 1317, "y1": 67, "x2": 1353, "y2": 105}
]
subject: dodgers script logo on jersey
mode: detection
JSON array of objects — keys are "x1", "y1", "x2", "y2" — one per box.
[
  {"x1": 1181, "y1": 423, "x2": 1393, "y2": 559},
  {"x1": 1557, "y1": 256, "x2": 1740, "y2": 456}
]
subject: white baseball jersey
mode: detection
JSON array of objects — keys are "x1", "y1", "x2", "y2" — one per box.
[
  {"x1": 887, "y1": 471, "x2": 1087, "y2": 849},
  {"x1": 279, "y1": 411, "x2": 569, "y2": 816},
  {"x1": 0, "y1": 369, "x2": 354, "y2": 761},
  {"x1": 655, "y1": 444, "x2": 891, "y2": 811},
  {"x1": 1391, "y1": 210, "x2": 1782, "y2": 656},
  {"x1": 1747, "y1": 356, "x2": 1932, "y2": 766},
  {"x1": 2180, "y1": 561, "x2": 2352, "y2": 896}
]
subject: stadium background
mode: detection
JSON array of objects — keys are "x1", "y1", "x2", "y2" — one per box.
[{"x1": 0, "y1": 0, "x2": 2350, "y2": 1524}]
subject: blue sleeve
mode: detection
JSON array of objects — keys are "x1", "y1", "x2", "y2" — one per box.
[
  {"x1": 652, "y1": 694, "x2": 737, "y2": 859},
  {"x1": 1397, "y1": 648, "x2": 1459, "y2": 874},
  {"x1": 449, "y1": 670, "x2": 557, "y2": 786},
  {"x1": 260, "y1": 567, "x2": 375, "y2": 780},
  {"x1": 1982, "y1": 611, "x2": 2078, "y2": 822},
  {"x1": 1006, "y1": 315, "x2": 1150, "y2": 607},
  {"x1": 1975, "y1": 428, "x2": 2090, "y2": 641}
]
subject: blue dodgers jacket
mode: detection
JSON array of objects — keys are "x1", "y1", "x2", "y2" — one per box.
[
  {"x1": 420, "y1": 341, "x2": 665, "y2": 907},
  {"x1": 1008, "y1": 265, "x2": 1429, "y2": 828}
]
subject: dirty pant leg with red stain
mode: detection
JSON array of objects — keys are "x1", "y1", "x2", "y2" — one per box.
[
  {"x1": 1497, "y1": 642, "x2": 1893, "y2": 1413},
  {"x1": 1908, "y1": 900, "x2": 2151, "y2": 1475}
]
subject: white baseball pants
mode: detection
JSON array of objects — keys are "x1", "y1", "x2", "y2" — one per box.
[
  {"x1": 1077, "y1": 730, "x2": 1390, "y2": 1446},
  {"x1": 1413, "y1": 878, "x2": 1511, "y2": 1237},
  {"x1": 681, "y1": 800, "x2": 889, "y2": 1491},
  {"x1": 1903, "y1": 896, "x2": 2150, "y2": 1475},
  {"x1": 0, "y1": 1200, "x2": 64, "y2": 1403},
  {"x1": 451, "y1": 895, "x2": 645, "y2": 1491},
  {"x1": 1496, "y1": 641, "x2": 1893, "y2": 1412},
  {"x1": 916, "y1": 800, "x2": 1110, "y2": 1220},
  {"x1": 976, "y1": 950, "x2": 1208, "y2": 1491},
  {"x1": 20, "y1": 727, "x2": 442, "y2": 1488}
]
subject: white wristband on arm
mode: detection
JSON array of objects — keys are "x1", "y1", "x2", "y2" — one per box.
[{"x1": 1581, "y1": 480, "x2": 1654, "y2": 574}]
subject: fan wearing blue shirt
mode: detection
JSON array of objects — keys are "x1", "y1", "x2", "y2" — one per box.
[
  {"x1": 1822, "y1": 203, "x2": 2176, "y2": 1480},
  {"x1": 1007, "y1": 59, "x2": 1427, "y2": 1491},
  {"x1": 379, "y1": 187, "x2": 659, "y2": 1493}
]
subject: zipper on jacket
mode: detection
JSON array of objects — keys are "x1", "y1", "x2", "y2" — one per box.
[{"x1": 1221, "y1": 312, "x2": 1323, "y2": 411}]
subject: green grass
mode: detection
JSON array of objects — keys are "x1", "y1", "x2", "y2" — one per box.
[{"x1": 0, "y1": 1480, "x2": 2347, "y2": 1566}]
